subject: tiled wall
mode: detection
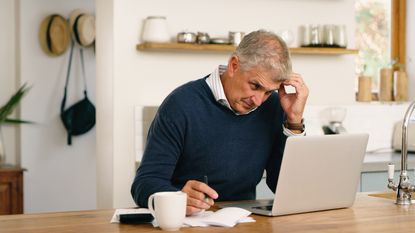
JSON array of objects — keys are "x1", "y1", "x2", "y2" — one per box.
[
  {"x1": 135, "y1": 106, "x2": 159, "y2": 162},
  {"x1": 135, "y1": 103, "x2": 412, "y2": 162},
  {"x1": 304, "y1": 103, "x2": 411, "y2": 151}
]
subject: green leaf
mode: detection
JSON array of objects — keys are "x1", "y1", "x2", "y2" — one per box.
[
  {"x1": 4, "y1": 118, "x2": 33, "y2": 124},
  {"x1": 0, "y1": 83, "x2": 32, "y2": 125}
]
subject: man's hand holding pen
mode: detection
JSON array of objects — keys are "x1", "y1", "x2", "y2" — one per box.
[{"x1": 181, "y1": 177, "x2": 218, "y2": 216}]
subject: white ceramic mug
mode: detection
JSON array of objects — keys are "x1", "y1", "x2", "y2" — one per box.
[{"x1": 148, "y1": 191, "x2": 187, "y2": 231}]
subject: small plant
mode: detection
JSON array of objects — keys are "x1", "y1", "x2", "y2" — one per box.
[
  {"x1": 0, "y1": 83, "x2": 31, "y2": 125},
  {"x1": 0, "y1": 83, "x2": 31, "y2": 165}
]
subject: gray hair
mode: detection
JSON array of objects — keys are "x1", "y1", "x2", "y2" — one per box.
[{"x1": 232, "y1": 30, "x2": 292, "y2": 81}]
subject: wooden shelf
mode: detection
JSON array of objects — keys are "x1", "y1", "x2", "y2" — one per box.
[
  {"x1": 137, "y1": 42, "x2": 236, "y2": 52},
  {"x1": 136, "y1": 42, "x2": 359, "y2": 55},
  {"x1": 289, "y1": 47, "x2": 358, "y2": 55}
]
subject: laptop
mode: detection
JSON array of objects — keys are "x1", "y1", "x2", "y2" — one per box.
[{"x1": 220, "y1": 133, "x2": 369, "y2": 216}]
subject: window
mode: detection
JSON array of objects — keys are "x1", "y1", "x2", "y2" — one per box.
[
  {"x1": 355, "y1": 0, "x2": 391, "y2": 90},
  {"x1": 355, "y1": 0, "x2": 406, "y2": 96}
]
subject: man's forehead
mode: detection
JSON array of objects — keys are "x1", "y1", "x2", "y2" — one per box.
[
  {"x1": 247, "y1": 68, "x2": 280, "y2": 84},
  {"x1": 246, "y1": 66, "x2": 282, "y2": 80}
]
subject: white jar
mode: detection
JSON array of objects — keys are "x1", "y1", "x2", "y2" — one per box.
[
  {"x1": 141, "y1": 16, "x2": 170, "y2": 43},
  {"x1": 334, "y1": 25, "x2": 347, "y2": 48},
  {"x1": 298, "y1": 25, "x2": 310, "y2": 47}
]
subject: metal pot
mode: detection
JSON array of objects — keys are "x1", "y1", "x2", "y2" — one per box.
[
  {"x1": 229, "y1": 31, "x2": 245, "y2": 45},
  {"x1": 177, "y1": 32, "x2": 197, "y2": 43},
  {"x1": 196, "y1": 32, "x2": 210, "y2": 44}
]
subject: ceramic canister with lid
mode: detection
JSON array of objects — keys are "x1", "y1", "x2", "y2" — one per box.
[{"x1": 142, "y1": 16, "x2": 170, "y2": 43}]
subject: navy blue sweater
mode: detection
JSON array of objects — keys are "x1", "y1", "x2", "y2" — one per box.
[{"x1": 131, "y1": 78, "x2": 287, "y2": 207}]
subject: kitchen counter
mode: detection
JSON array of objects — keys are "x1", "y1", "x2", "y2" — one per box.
[
  {"x1": 0, "y1": 193, "x2": 414, "y2": 233},
  {"x1": 362, "y1": 151, "x2": 415, "y2": 172}
]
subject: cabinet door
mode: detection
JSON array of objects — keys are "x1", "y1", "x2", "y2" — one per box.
[
  {"x1": 360, "y1": 170, "x2": 415, "y2": 192},
  {"x1": 0, "y1": 179, "x2": 12, "y2": 214},
  {"x1": 0, "y1": 170, "x2": 24, "y2": 214},
  {"x1": 0, "y1": 181, "x2": 11, "y2": 214}
]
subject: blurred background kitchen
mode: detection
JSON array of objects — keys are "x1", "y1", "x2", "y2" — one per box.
[{"x1": 0, "y1": 0, "x2": 414, "y2": 214}]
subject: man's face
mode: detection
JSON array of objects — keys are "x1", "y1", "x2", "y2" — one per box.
[{"x1": 224, "y1": 59, "x2": 282, "y2": 114}]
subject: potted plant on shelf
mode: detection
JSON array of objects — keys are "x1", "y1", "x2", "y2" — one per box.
[{"x1": 0, "y1": 84, "x2": 31, "y2": 166}]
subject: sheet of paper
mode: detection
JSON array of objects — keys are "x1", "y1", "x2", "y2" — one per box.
[
  {"x1": 183, "y1": 207, "x2": 254, "y2": 227},
  {"x1": 183, "y1": 211, "x2": 214, "y2": 227},
  {"x1": 201, "y1": 207, "x2": 252, "y2": 227},
  {"x1": 111, "y1": 207, "x2": 254, "y2": 228}
]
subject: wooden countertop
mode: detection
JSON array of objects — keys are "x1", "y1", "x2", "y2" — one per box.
[{"x1": 0, "y1": 193, "x2": 414, "y2": 233}]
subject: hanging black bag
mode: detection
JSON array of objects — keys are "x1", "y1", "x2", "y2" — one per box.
[{"x1": 60, "y1": 42, "x2": 95, "y2": 145}]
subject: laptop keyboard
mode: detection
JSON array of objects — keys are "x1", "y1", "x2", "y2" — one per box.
[{"x1": 252, "y1": 205, "x2": 273, "y2": 211}]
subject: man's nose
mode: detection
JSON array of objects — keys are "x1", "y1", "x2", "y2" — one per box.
[{"x1": 252, "y1": 92, "x2": 266, "y2": 107}]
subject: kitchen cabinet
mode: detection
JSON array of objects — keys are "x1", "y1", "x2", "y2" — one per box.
[
  {"x1": 256, "y1": 178, "x2": 274, "y2": 200},
  {"x1": 136, "y1": 42, "x2": 359, "y2": 55},
  {"x1": 0, "y1": 166, "x2": 25, "y2": 214},
  {"x1": 360, "y1": 170, "x2": 415, "y2": 192}
]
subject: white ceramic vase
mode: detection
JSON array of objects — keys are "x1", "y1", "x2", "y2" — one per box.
[{"x1": 0, "y1": 126, "x2": 5, "y2": 166}]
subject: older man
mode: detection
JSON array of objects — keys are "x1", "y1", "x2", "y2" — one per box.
[{"x1": 131, "y1": 30, "x2": 309, "y2": 215}]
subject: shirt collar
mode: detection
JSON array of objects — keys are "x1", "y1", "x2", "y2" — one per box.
[{"x1": 206, "y1": 65, "x2": 227, "y2": 102}]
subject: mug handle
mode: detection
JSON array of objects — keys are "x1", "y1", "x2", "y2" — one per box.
[{"x1": 148, "y1": 194, "x2": 156, "y2": 217}]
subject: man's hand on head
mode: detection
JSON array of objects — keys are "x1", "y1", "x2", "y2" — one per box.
[
  {"x1": 181, "y1": 180, "x2": 219, "y2": 216},
  {"x1": 278, "y1": 72, "x2": 309, "y2": 124}
]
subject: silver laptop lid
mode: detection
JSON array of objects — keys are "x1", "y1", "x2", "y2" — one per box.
[{"x1": 272, "y1": 133, "x2": 369, "y2": 216}]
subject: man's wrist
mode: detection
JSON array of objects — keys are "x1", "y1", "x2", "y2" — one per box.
[{"x1": 284, "y1": 119, "x2": 305, "y2": 131}]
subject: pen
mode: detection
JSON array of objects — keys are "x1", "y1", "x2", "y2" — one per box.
[{"x1": 203, "y1": 175, "x2": 209, "y2": 202}]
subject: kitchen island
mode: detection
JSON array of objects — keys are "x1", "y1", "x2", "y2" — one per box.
[{"x1": 0, "y1": 193, "x2": 413, "y2": 233}]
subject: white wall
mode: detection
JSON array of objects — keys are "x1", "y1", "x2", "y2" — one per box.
[
  {"x1": 304, "y1": 103, "x2": 410, "y2": 150},
  {"x1": 96, "y1": 0, "x2": 114, "y2": 209},
  {"x1": 0, "y1": 0, "x2": 17, "y2": 165},
  {"x1": 19, "y1": 0, "x2": 96, "y2": 213},
  {"x1": 97, "y1": 0, "x2": 358, "y2": 208}
]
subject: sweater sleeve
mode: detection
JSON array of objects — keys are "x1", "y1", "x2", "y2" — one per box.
[
  {"x1": 131, "y1": 103, "x2": 185, "y2": 207},
  {"x1": 264, "y1": 104, "x2": 288, "y2": 193},
  {"x1": 265, "y1": 132, "x2": 287, "y2": 193}
]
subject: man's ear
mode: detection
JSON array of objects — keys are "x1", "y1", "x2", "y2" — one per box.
[{"x1": 227, "y1": 56, "x2": 239, "y2": 77}]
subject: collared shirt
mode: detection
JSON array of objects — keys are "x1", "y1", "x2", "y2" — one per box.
[{"x1": 205, "y1": 65, "x2": 305, "y2": 136}]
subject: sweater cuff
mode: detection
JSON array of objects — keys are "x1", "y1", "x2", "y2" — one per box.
[{"x1": 282, "y1": 124, "x2": 306, "y2": 136}]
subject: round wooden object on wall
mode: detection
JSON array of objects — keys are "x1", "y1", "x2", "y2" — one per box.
[
  {"x1": 69, "y1": 9, "x2": 96, "y2": 47},
  {"x1": 39, "y1": 14, "x2": 70, "y2": 56}
]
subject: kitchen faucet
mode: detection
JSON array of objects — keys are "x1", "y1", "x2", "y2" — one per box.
[{"x1": 387, "y1": 101, "x2": 415, "y2": 205}]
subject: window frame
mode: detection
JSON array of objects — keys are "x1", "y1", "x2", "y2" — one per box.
[{"x1": 391, "y1": 0, "x2": 406, "y2": 67}]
